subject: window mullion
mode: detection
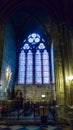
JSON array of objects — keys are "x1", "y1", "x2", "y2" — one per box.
[
  {"x1": 33, "y1": 52, "x2": 35, "y2": 84},
  {"x1": 25, "y1": 52, "x2": 27, "y2": 84},
  {"x1": 41, "y1": 52, "x2": 43, "y2": 84}
]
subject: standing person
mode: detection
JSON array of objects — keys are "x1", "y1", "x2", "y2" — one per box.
[
  {"x1": 52, "y1": 100, "x2": 56, "y2": 121},
  {"x1": 15, "y1": 89, "x2": 23, "y2": 119},
  {"x1": 39, "y1": 104, "x2": 49, "y2": 127}
]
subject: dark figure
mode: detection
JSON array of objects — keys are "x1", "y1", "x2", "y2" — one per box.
[
  {"x1": 39, "y1": 105, "x2": 49, "y2": 127},
  {"x1": 15, "y1": 89, "x2": 23, "y2": 119},
  {"x1": 51, "y1": 100, "x2": 56, "y2": 121},
  {"x1": 15, "y1": 89, "x2": 23, "y2": 107}
]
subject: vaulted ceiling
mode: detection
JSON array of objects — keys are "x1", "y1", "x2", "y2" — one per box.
[
  {"x1": 0, "y1": 0, "x2": 73, "y2": 23},
  {"x1": 0, "y1": 0, "x2": 73, "y2": 80},
  {"x1": 0, "y1": 0, "x2": 73, "y2": 49}
]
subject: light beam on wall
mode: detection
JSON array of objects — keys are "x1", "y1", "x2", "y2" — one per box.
[{"x1": 51, "y1": 42, "x2": 55, "y2": 83}]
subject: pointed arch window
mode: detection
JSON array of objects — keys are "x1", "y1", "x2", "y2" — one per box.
[
  {"x1": 26, "y1": 50, "x2": 33, "y2": 84},
  {"x1": 18, "y1": 33, "x2": 51, "y2": 85},
  {"x1": 35, "y1": 50, "x2": 42, "y2": 84}
]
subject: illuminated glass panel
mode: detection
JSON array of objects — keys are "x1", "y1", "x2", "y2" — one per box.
[
  {"x1": 18, "y1": 50, "x2": 25, "y2": 84},
  {"x1": 42, "y1": 49, "x2": 50, "y2": 84},
  {"x1": 38, "y1": 43, "x2": 45, "y2": 49},
  {"x1": 35, "y1": 50, "x2": 42, "y2": 84},
  {"x1": 23, "y1": 43, "x2": 30, "y2": 49},
  {"x1": 43, "y1": 78, "x2": 49, "y2": 84},
  {"x1": 43, "y1": 50, "x2": 49, "y2": 59},
  {"x1": 28, "y1": 38, "x2": 33, "y2": 43},
  {"x1": 35, "y1": 37, "x2": 40, "y2": 43},
  {"x1": 28, "y1": 33, "x2": 40, "y2": 44},
  {"x1": 35, "y1": 59, "x2": 41, "y2": 65},
  {"x1": 26, "y1": 50, "x2": 33, "y2": 84},
  {"x1": 51, "y1": 43, "x2": 55, "y2": 83},
  {"x1": 32, "y1": 33, "x2": 36, "y2": 38},
  {"x1": 18, "y1": 33, "x2": 53, "y2": 85}
]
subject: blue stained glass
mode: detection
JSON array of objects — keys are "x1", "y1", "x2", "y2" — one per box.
[
  {"x1": 43, "y1": 71, "x2": 49, "y2": 76},
  {"x1": 27, "y1": 51, "x2": 33, "y2": 64},
  {"x1": 43, "y1": 66, "x2": 49, "y2": 71},
  {"x1": 26, "y1": 68, "x2": 33, "y2": 73},
  {"x1": 43, "y1": 50, "x2": 49, "y2": 59},
  {"x1": 43, "y1": 66, "x2": 49, "y2": 76},
  {"x1": 36, "y1": 50, "x2": 41, "y2": 56},
  {"x1": 43, "y1": 56, "x2": 49, "y2": 60},
  {"x1": 42, "y1": 38, "x2": 45, "y2": 42},
  {"x1": 27, "y1": 71, "x2": 32, "y2": 75},
  {"x1": 36, "y1": 61, "x2": 41, "y2": 66},
  {"x1": 19, "y1": 51, "x2": 25, "y2": 61},
  {"x1": 19, "y1": 52, "x2": 25, "y2": 57},
  {"x1": 35, "y1": 55, "x2": 41, "y2": 59},
  {"x1": 23, "y1": 43, "x2": 30, "y2": 49},
  {"x1": 37, "y1": 34, "x2": 40, "y2": 38},
  {"x1": 51, "y1": 43, "x2": 55, "y2": 83},
  {"x1": 27, "y1": 53, "x2": 33, "y2": 60},
  {"x1": 27, "y1": 57, "x2": 32, "y2": 62},
  {"x1": 26, "y1": 77, "x2": 33, "y2": 84},
  {"x1": 43, "y1": 60, "x2": 49, "y2": 65},
  {"x1": 27, "y1": 68, "x2": 32, "y2": 72},
  {"x1": 27, "y1": 59, "x2": 32, "y2": 64},
  {"x1": 36, "y1": 50, "x2": 41, "y2": 58},
  {"x1": 32, "y1": 33, "x2": 36, "y2": 38},
  {"x1": 35, "y1": 37, "x2": 40, "y2": 43},
  {"x1": 35, "y1": 50, "x2": 42, "y2": 84},
  {"x1": 18, "y1": 78, "x2": 24, "y2": 84},
  {"x1": 20, "y1": 50, "x2": 24, "y2": 53},
  {"x1": 19, "y1": 56, "x2": 25, "y2": 60},
  {"x1": 35, "y1": 51, "x2": 41, "y2": 61},
  {"x1": 18, "y1": 72, "x2": 25, "y2": 82},
  {"x1": 20, "y1": 53, "x2": 25, "y2": 57},
  {"x1": 18, "y1": 50, "x2": 25, "y2": 84},
  {"x1": 19, "y1": 61, "x2": 25, "y2": 65},
  {"x1": 18, "y1": 33, "x2": 52, "y2": 85},
  {"x1": 23, "y1": 39, "x2": 26, "y2": 42},
  {"x1": 18, "y1": 67, "x2": 25, "y2": 72},
  {"x1": 42, "y1": 49, "x2": 50, "y2": 84},
  {"x1": 26, "y1": 65, "x2": 33, "y2": 71},
  {"x1": 26, "y1": 50, "x2": 33, "y2": 84},
  {"x1": 26, "y1": 76, "x2": 33, "y2": 84},
  {"x1": 28, "y1": 37, "x2": 33, "y2": 43},
  {"x1": 19, "y1": 76, "x2": 25, "y2": 79},
  {"x1": 36, "y1": 66, "x2": 41, "y2": 71},
  {"x1": 19, "y1": 68, "x2": 25, "y2": 74},
  {"x1": 19, "y1": 65, "x2": 25, "y2": 70},
  {"x1": 36, "y1": 72, "x2": 41, "y2": 77},
  {"x1": 43, "y1": 78, "x2": 49, "y2": 84},
  {"x1": 28, "y1": 33, "x2": 40, "y2": 44},
  {"x1": 35, "y1": 76, "x2": 42, "y2": 84},
  {"x1": 27, "y1": 61, "x2": 33, "y2": 66},
  {"x1": 38, "y1": 43, "x2": 45, "y2": 49},
  {"x1": 19, "y1": 73, "x2": 25, "y2": 78}
]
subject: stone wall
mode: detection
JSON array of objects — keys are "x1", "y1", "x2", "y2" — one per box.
[
  {"x1": 1, "y1": 21, "x2": 16, "y2": 100},
  {"x1": 0, "y1": 24, "x2": 5, "y2": 75},
  {"x1": 1, "y1": 17, "x2": 73, "y2": 106},
  {"x1": 15, "y1": 85, "x2": 54, "y2": 103}
]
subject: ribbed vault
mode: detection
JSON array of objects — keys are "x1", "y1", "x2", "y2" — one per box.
[{"x1": 0, "y1": 0, "x2": 72, "y2": 23}]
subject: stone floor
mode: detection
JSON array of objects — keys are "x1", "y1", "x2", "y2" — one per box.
[
  {"x1": 0, "y1": 107, "x2": 71, "y2": 130},
  {"x1": 0, "y1": 124, "x2": 71, "y2": 130}
]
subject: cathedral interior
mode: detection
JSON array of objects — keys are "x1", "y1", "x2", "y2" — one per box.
[{"x1": 0, "y1": 0, "x2": 73, "y2": 129}]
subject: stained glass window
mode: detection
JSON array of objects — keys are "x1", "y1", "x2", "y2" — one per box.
[
  {"x1": 42, "y1": 50, "x2": 50, "y2": 84},
  {"x1": 35, "y1": 50, "x2": 42, "y2": 84},
  {"x1": 18, "y1": 50, "x2": 25, "y2": 84},
  {"x1": 18, "y1": 33, "x2": 51, "y2": 85},
  {"x1": 26, "y1": 50, "x2": 33, "y2": 84}
]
